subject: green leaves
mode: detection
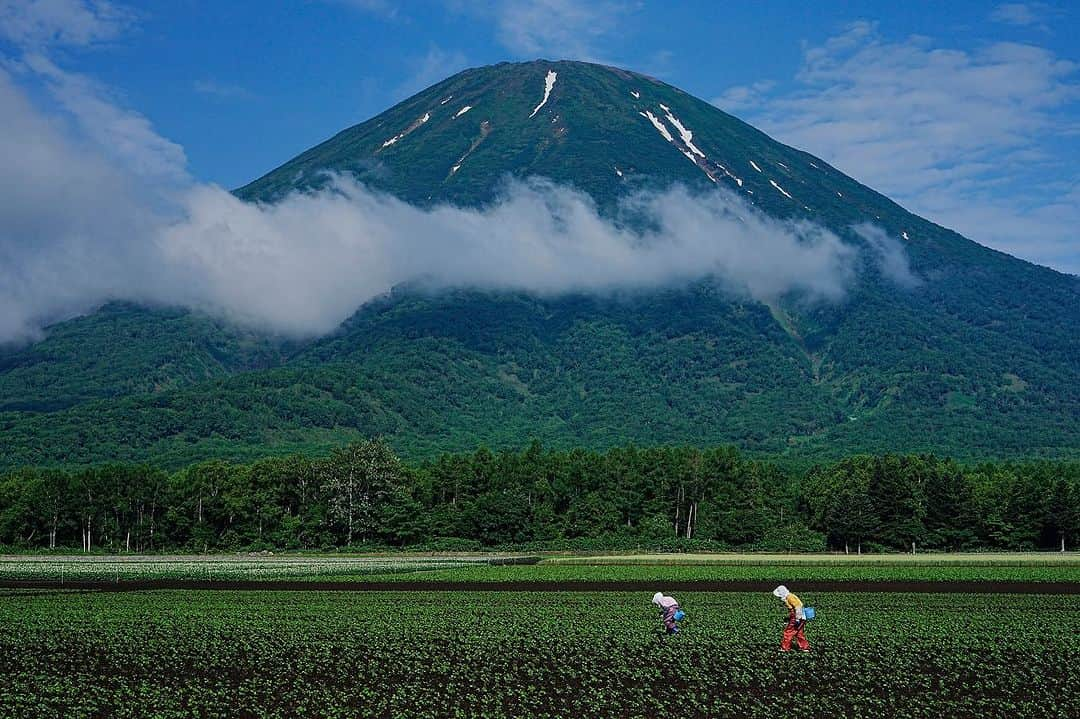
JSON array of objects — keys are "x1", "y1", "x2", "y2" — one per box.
[{"x1": 1, "y1": 589, "x2": 1075, "y2": 717}]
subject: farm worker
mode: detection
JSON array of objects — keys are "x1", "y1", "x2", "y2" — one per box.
[
  {"x1": 652, "y1": 591, "x2": 683, "y2": 634},
  {"x1": 772, "y1": 585, "x2": 810, "y2": 652}
]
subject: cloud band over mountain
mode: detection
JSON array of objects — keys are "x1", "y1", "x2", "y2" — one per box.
[{"x1": 0, "y1": 63, "x2": 906, "y2": 344}]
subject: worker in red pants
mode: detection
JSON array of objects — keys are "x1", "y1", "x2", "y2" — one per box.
[{"x1": 773, "y1": 585, "x2": 810, "y2": 652}]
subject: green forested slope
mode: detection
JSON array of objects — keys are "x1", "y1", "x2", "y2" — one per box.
[{"x1": 0, "y1": 303, "x2": 285, "y2": 413}]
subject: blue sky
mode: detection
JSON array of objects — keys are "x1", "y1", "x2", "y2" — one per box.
[{"x1": 0, "y1": 0, "x2": 1078, "y2": 277}]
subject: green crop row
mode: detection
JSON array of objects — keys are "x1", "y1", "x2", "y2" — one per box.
[
  {"x1": 3, "y1": 555, "x2": 1079, "y2": 584},
  {"x1": 350, "y1": 561, "x2": 1080, "y2": 584},
  {"x1": 0, "y1": 589, "x2": 1076, "y2": 718}
]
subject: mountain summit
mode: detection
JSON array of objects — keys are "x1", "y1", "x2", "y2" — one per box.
[
  {"x1": 239, "y1": 60, "x2": 788, "y2": 208},
  {"x1": 239, "y1": 60, "x2": 940, "y2": 234},
  {"x1": 2, "y1": 61, "x2": 1078, "y2": 467}
]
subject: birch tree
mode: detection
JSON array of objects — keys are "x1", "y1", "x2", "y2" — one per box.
[{"x1": 320, "y1": 439, "x2": 403, "y2": 546}]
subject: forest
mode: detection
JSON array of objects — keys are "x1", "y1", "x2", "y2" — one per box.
[{"x1": 0, "y1": 440, "x2": 1077, "y2": 554}]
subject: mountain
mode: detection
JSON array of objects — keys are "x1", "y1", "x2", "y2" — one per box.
[{"x1": 1, "y1": 60, "x2": 1077, "y2": 468}]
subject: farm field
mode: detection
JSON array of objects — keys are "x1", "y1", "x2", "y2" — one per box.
[
  {"x1": 1, "y1": 553, "x2": 1079, "y2": 586},
  {"x1": 0, "y1": 588, "x2": 1076, "y2": 718}
]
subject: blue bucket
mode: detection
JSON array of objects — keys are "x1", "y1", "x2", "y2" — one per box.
[
  {"x1": 803, "y1": 607, "x2": 816, "y2": 620},
  {"x1": 673, "y1": 609, "x2": 686, "y2": 621}
]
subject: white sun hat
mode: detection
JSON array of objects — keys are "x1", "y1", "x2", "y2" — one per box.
[
  {"x1": 772, "y1": 585, "x2": 789, "y2": 599},
  {"x1": 652, "y1": 592, "x2": 664, "y2": 605}
]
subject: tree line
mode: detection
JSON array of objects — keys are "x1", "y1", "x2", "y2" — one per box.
[{"x1": 1, "y1": 440, "x2": 1077, "y2": 553}]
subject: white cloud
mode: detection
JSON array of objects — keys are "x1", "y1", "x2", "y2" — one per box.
[
  {"x1": 0, "y1": 67, "x2": 166, "y2": 343},
  {"x1": 0, "y1": 0, "x2": 132, "y2": 49},
  {"x1": 714, "y1": 22, "x2": 1080, "y2": 274},
  {"x1": 158, "y1": 178, "x2": 858, "y2": 337}
]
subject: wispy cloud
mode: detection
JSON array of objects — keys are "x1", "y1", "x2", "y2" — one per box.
[
  {"x1": 714, "y1": 21, "x2": 1080, "y2": 274},
  {"x1": 0, "y1": 1, "x2": 185, "y2": 183},
  {"x1": 990, "y1": 3, "x2": 1058, "y2": 31},
  {"x1": 0, "y1": 0, "x2": 133, "y2": 49},
  {"x1": 393, "y1": 45, "x2": 469, "y2": 100},
  {"x1": 323, "y1": 0, "x2": 400, "y2": 21},
  {"x1": 455, "y1": 0, "x2": 633, "y2": 61},
  {"x1": 21, "y1": 53, "x2": 187, "y2": 183},
  {"x1": 193, "y1": 79, "x2": 254, "y2": 101},
  {"x1": 852, "y1": 223, "x2": 921, "y2": 289},
  {"x1": 713, "y1": 80, "x2": 774, "y2": 114}
]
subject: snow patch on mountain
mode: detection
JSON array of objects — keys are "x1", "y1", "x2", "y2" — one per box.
[
  {"x1": 770, "y1": 180, "x2": 793, "y2": 200},
  {"x1": 381, "y1": 112, "x2": 431, "y2": 149},
  {"x1": 663, "y1": 110, "x2": 705, "y2": 158},
  {"x1": 529, "y1": 70, "x2": 558, "y2": 118},
  {"x1": 639, "y1": 108, "x2": 746, "y2": 188},
  {"x1": 446, "y1": 120, "x2": 492, "y2": 180},
  {"x1": 713, "y1": 162, "x2": 743, "y2": 187},
  {"x1": 640, "y1": 110, "x2": 675, "y2": 143},
  {"x1": 454, "y1": 105, "x2": 472, "y2": 118},
  {"x1": 750, "y1": 160, "x2": 762, "y2": 173},
  {"x1": 630, "y1": 90, "x2": 640, "y2": 99}
]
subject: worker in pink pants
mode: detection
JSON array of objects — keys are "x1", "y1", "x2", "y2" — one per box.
[{"x1": 652, "y1": 592, "x2": 684, "y2": 634}]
